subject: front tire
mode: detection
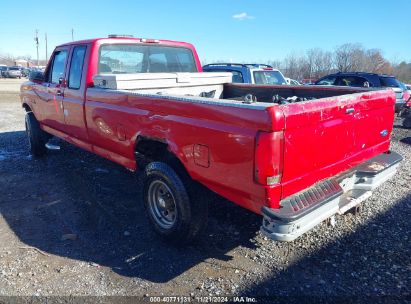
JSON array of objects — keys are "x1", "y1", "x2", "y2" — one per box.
[
  {"x1": 143, "y1": 162, "x2": 208, "y2": 245},
  {"x1": 25, "y1": 112, "x2": 48, "y2": 157}
]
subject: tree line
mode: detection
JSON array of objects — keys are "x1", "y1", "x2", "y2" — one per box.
[
  {"x1": 2, "y1": 42, "x2": 411, "y2": 84},
  {"x1": 267, "y1": 43, "x2": 411, "y2": 84}
]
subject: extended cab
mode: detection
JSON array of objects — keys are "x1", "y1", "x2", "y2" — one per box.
[{"x1": 21, "y1": 36, "x2": 402, "y2": 244}]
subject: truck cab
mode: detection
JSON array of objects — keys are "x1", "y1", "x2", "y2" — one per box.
[{"x1": 202, "y1": 63, "x2": 287, "y2": 85}]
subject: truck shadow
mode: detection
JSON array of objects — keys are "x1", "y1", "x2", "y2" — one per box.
[
  {"x1": 400, "y1": 137, "x2": 411, "y2": 146},
  {"x1": 239, "y1": 193, "x2": 411, "y2": 301},
  {"x1": 0, "y1": 130, "x2": 259, "y2": 283}
]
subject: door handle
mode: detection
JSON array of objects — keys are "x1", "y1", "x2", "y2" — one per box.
[{"x1": 345, "y1": 108, "x2": 355, "y2": 114}]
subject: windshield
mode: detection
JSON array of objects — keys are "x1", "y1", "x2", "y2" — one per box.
[
  {"x1": 98, "y1": 44, "x2": 197, "y2": 74},
  {"x1": 379, "y1": 77, "x2": 402, "y2": 88},
  {"x1": 9, "y1": 67, "x2": 20, "y2": 71},
  {"x1": 253, "y1": 70, "x2": 286, "y2": 85}
]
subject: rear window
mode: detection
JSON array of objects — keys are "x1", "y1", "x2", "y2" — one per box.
[
  {"x1": 379, "y1": 77, "x2": 401, "y2": 88},
  {"x1": 9, "y1": 67, "x2": 20, "y2": 71},
  {"x1": 98, "y1": 44, "x2": 197, "y2": 74},
  {"x1": 204, "y1": 69, "x2": 244, "y2": 83},
  {"x1": 253, "y1": 70, "x2": 286, "y2": 85}
]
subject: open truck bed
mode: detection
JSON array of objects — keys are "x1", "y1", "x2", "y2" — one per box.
[{"x1": 86, "y1": 79, "x2": 402, "y2": 241}]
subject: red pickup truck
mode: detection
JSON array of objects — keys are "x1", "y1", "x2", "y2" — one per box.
[{"x1": 20, "y1": 36, "x2": 402, "y2": 244}]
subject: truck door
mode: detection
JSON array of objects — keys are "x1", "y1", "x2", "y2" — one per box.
[
  {"x1": 61, "y1": 45, "x2": 89, "y2": 143},
  {"x1": 39, "y1": 47, "x2": 69, "y2": 131}
]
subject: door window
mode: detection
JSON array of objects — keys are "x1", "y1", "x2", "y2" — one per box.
[
  {"x1": 316, "y1": 76, "x2": 336, "y2": 85},
  {"x1": 337, "y1": 76, "x2": 371, "y2": 87},
  {"x1": 230, "y1": 70, "x2": 244, "y2": 83},
  {"x1": 50, "y1": 50, "x2": 68, "y2": 84},
  {"x1": 68, "y1": 46, "x2": 86, "y2": 89}
]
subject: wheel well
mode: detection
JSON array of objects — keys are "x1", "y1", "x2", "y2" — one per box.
[{"x1": 135, "y1": 137, "x2": 187, "y2": 175}]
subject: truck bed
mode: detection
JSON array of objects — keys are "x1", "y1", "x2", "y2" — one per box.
[{"x1": 85, "y1": 83, "x2": 396, "y2": 213}]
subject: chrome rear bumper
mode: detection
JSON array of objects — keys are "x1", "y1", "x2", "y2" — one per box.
[{"x1": 261, "y1": 151, "x2": 402, "y2": 242}]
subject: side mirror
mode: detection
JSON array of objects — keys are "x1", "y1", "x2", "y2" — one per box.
[{"x1": 29, "y1": 70, "x2": 45, "y2": 83}]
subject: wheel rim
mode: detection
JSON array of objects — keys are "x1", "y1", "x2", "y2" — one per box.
[{"x1": 147, "y1": 180, "x2": 177, "y2": 229}]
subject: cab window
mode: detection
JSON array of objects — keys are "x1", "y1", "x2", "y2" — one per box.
[
  {"x1": 68, "y1": 46, "x2": 86, "y2": 89},
  {"x1": 50, "y1": 50, "x2": 68, "y2": 84}
]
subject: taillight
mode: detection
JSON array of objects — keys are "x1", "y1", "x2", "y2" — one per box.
[{"x1": 255, "y1": 131, "x2": 284, "y2": 186}]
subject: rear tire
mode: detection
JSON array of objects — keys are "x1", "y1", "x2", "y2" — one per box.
[
  {"x1": 142, "y1": 162, "x2": 208, "y2": 245},
  {"x1": 25, "y1": 112, "x2": 48, "y2": 157}
]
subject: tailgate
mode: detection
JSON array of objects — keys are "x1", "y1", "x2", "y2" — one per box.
[{"x1": 279, "y1": 89, "x2": 395, "y2": 199}]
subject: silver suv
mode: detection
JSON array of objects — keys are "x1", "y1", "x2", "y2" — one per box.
[{"x1": 5, "y1": 67, "x2": 22, "y2": 79}]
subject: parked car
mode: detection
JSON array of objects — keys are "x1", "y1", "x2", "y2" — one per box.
[
  {"x1": 21, "y1": 68, "x2": 30, "y2": 78},
  {"x1": 5, "y1": 66, "x2": 22, "y2": 79},
  {"x1": 315, "y1": 72, "x2": 409, "y2": 113},
  {"x1": 0, "y1": 65, "x2": 7, "y2": 78},
  {"x1": 21, "y1": 35, "x2": 401, "y2": 244},
  {"x1": 285, "y1": 77, "x2": 301, "y2": 85},
  {"x1": 399, "y1": 83, "x2": 411, "y2": 128},
  {"x1": 399, "y1": 97, "x2": 411, "y2": 127},
  {"x1": 203, "y1": 63, "x2": 287, "y2": 85}
]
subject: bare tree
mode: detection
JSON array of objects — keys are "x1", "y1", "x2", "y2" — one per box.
[
  {"x1": 393, "y1": 61, "x2": 411, "y2": 83},
  {"x1": 334, "y1": 43, "x2": 364, "y2": 72},
  {"x1": 0, "y1": 52, "x2": 15, "y2": 66},
  {"x1": 306, "y1": 48, "x2": 334, "y2": 78}
]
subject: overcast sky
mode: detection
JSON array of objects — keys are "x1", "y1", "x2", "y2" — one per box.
[{"x1": 0, "y1": 0, "x2": 410, "y2": 63}]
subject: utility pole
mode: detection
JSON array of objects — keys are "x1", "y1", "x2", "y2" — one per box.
[
  {"x1": 34, "y1": 29, "x2": 39, "y2": 67},
  {"x1": 71, "y1": 28, "x2": 74, "y2": 41},
  {"x1": 45, "y1": 33, "x2": 48, "y2": 62}
]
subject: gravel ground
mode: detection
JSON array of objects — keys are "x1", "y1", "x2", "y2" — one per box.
[
  {"x1": 0, "y1": 91, "x2": 409, "y2": 303},
  {"x1": 0, "y1": 78, "x2": 26, "y2": 93}
]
